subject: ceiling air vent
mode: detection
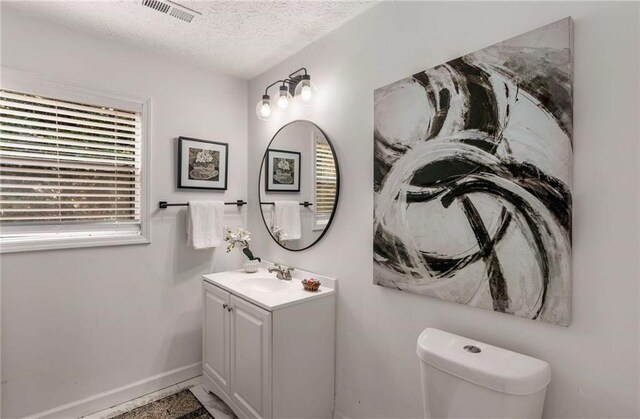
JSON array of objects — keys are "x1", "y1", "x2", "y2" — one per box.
[
  {"x1": 142, "y1": 0, "x2": 170, "y2": 14},
  {"x1": 169, "y1": 7, "x2": 195, "y2": 23},
  {"x1": 141, "y1": 0, "x2": 200, "y2": 23}
]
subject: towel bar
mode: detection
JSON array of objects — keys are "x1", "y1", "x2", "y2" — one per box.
[
  {"x1": 158, "y1": 200, "x2": 247, "y2": 209},
  {"x1": 260, "y1": 201, "x2": 313, "y2": 207}
]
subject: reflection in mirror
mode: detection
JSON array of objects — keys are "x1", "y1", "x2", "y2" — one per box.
[{"x1": 259, "y1": 121, "x2": 339, "y2": 251}]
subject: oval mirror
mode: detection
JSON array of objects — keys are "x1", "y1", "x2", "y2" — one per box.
[{"x1": 259, "y1": 120, "x2": 339, "y2": 251}]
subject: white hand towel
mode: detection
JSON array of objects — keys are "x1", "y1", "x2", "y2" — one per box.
[
  {"x1": 272, "y1": 201, "x2": 301, "y2": 241},
  {"x1": 186, "y1": 201, "x2": 225, "y2": 249}
]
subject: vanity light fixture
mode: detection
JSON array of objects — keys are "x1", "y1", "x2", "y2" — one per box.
[{"x1": 255, "y1": 68, "x2": 317, "y2": 120}]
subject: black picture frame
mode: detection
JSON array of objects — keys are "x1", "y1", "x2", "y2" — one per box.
[
  {"x1": 177, "y1": 137, "x2": 228, "y2": 190},
  {"x1": 265, "y1": 149, "x2": 301, "y2": 192}
]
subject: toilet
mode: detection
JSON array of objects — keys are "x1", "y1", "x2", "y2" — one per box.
[{"x1": 417, "y1": 328, "x2": 551, "y2": 419}]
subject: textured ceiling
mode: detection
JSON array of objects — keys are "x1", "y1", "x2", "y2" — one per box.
[{"x1": 3, "y1": 0, "x2": 376, "y2": 79}]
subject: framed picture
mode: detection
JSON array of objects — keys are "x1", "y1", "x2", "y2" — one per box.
[
  {"x1": 178, "y1": 137, "x2": 228, "y2": 190},
  {"x1": 265, "y1": 149, "x2": 301, "y2": 192}
]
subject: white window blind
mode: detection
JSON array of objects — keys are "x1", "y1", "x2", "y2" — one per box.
[
  {"x1": 314, "y1": 139, "x2": 337, "y2": 218},
  {"x1": 0, "y1": 87, "x2": 146, "y2": 251}
]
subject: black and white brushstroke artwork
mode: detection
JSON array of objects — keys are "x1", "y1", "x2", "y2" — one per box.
[{"x1": 373, "y1": 18, "x2": 573, "y2": 326}]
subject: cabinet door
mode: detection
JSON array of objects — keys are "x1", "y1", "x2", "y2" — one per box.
[
  {"x1": 203, "y1": 282, "x2": 230, "y2": 392},
  {"x1": 229, "y1": 295, "x2": 272, "y2": 419}
]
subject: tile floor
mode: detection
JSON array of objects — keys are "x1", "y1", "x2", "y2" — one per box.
[{"x1": 82, "y1": 376, "x2": 237, "y2": 419}]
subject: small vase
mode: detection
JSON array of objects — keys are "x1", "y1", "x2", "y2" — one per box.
[{"x1": 243, "y1": 259, "x2": 260, "y2": 273}]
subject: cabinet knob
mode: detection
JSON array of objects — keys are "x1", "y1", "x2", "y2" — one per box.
[
  {"x1": 227, "y1": 306, "x2": 233, "y2": 312},
  {"x1": 223, "y1": 303, "x2": 228, "y2": 309}
]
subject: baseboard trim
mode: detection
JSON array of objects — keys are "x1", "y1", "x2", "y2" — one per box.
[{"x1": 24, "y1": 362, "x2": 202, "y2": 419}]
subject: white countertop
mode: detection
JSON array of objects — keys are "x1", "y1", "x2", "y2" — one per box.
[{"x1": 202, "y1": 262, "x2": 336, "y2": 311}]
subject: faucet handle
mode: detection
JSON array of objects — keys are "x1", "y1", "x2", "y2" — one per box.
[
  {"x1": 284, "y1": 266, "x2": 294, "y2": 280},
  {"x1": 285, "y1": 266, "x2": 294, "y2": 272}
]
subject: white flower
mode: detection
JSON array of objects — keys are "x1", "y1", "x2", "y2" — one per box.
[
  {"x1": 196, "y1": 150, "x2": 214, "y2": 163},
  {"x1": 277, "y1": 159, "x2": 290, "y2": 171},
  {"x1": 225, "y1": 227, "x2": 252, "y2": 251},
  {"x1": 271, "y1": 226, "x2": 284, "y2": 244}
]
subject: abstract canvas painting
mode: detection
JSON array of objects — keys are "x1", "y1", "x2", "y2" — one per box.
[{"x1": 373, "y1": 18, "x2": 573, "y2": 326}]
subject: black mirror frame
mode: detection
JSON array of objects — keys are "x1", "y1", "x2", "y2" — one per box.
[{"x1": 258, "y1": 120, "x2": 340, "y2": 252}]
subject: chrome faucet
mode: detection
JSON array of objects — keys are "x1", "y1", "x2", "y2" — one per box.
[{"x1": 268, "y1": 264, "x2": 294, "y2": 280}]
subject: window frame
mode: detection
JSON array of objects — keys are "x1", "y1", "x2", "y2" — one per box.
[{"x1": 0, "y1": 68, "x2": 151, "y2": 253}]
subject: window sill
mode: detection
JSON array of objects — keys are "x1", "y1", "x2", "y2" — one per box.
[{"x1": 0, "y1": 234, "x2": 150, "y2": 254}]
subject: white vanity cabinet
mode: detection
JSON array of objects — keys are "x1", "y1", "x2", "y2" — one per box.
[
  {"x1": 203, "y1": 282, "x2": 272, "y2": 419},
  {"x1": 202, "y1": 267, "x2": 336, "y2": 419}
]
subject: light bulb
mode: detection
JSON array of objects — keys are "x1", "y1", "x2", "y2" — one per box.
[
  {"x1": 278, "y1": 95, "x2": 289, "y2": 109},
  {"x1": 255, "y1": 95, "x2": 272, "y2": 121},
  {"x1": 261, "y1": 103, "x2": 271, "y2": 117},
  {"x1": 294, "y1": 75, "x2": 316, "y2": 106},
  {"x1": 301, "y1": 85, "x2": 312, "y2": 101},
  {"x1": 277, "y1": 85, "x2": 292, "y2": 111}
]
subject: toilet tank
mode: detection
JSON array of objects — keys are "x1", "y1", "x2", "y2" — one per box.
[{"x1": 417, "y1": 328, "x2": 551, "y2": 419}]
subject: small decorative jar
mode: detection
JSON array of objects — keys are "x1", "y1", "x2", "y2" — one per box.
[{"x1": 243, "y1": 259, "x2": 260, "y2": 273}]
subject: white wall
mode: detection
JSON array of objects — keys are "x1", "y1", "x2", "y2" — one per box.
[
  {"x1": 247, "y1": 2, "x2": 640, "y2": 418},
  {"x1": 0, "y1": 10, "x2": 248, "y2": 419}
]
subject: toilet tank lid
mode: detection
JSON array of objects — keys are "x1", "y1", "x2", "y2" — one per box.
[{"x1": 417, "y1": 328, "x2": 551, "y2": 396}]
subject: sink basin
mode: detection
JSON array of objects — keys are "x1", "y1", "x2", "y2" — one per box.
[{"x1": 236, "y1": 277, "x2": 289, "y2": 292}]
